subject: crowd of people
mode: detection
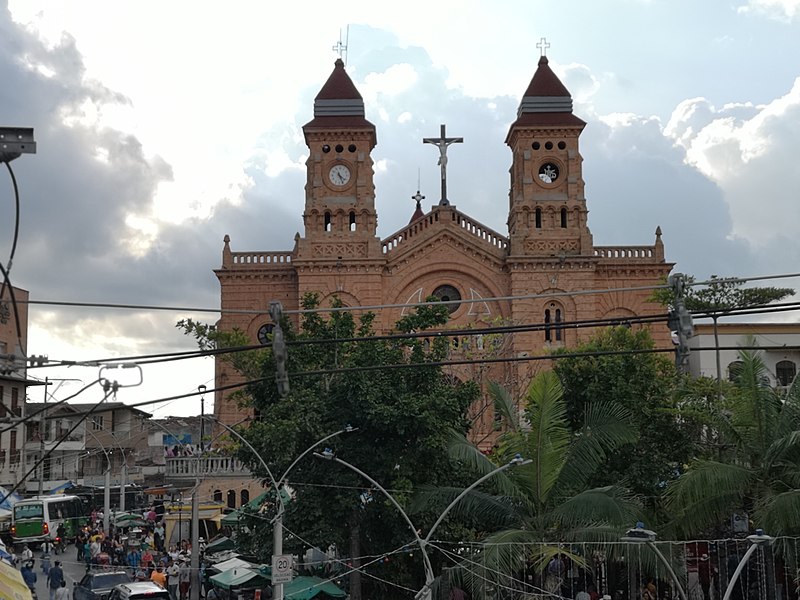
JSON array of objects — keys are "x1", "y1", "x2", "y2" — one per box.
[{"x1": 75, "y1": 506, "x2": 202, "y2": 600}]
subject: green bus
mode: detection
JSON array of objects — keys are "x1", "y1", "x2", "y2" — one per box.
[{"x1": 11, "y1": 495, "x2": 84, "y2": 546}]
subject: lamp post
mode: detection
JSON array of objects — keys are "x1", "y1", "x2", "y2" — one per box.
[
  {"x1": 198, "y1": 385, "x2": 207, "y2": 454},
  {"x1": 722, "y1": 529, "x2": 772, "y2": 600},
  {"x1": 315, "y1": 449, "x2": 531, "y2": 600},
  {"x1": 620, "y1": 523, "x2": 688, "y2": 600},
  {"x1": 203, "y1": 415, "x2": 357, "y2": 600}
]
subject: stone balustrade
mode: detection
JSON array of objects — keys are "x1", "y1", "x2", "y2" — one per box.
[
  {"x1": 382, "y1": 207, "x2": 508, "y2": 255},
  {"x1": 166, "y1": 455, "x2": 250, "y2": 478},
  {"x1": 227, "y1": 251, "x2": 293, "y2": 267},
  {"x1": 593, "y1": 245, "x2": 659, "y2": 261}
]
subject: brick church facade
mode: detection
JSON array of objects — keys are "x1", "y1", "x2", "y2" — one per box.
[{"x1": 213, "y1": 55, "x2": 673, "y2": 443}]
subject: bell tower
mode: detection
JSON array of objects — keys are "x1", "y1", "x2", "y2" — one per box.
[
  {"x1": 505, "y1": 55, "x2": 593, "y2": 258},
  {"x1": 296, "y1": 59, "x2": 381, "y2": 263}
]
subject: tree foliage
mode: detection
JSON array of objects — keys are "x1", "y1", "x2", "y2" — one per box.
[
  {"x1": 553, "y1": 327, "x2": 694, "y2": 505},
  {"x1": 666, "y1": 348, "x2": 800, "y2": 538},
  {"x1": 414, "y1": 371, "x2": 642, "y2": 599},
  {"x1": 179, "y1": 295, "x2": 479, "y2": 596},
  {"x1": 650, "y1": 274, "x2": 794, "y2": 313}
]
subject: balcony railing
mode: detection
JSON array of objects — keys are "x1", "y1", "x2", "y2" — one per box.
[{"x1": 166, "y1": 455, "x2": 250, "y2": 478}]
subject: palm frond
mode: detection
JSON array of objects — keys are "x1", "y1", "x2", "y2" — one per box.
[
  {"x1": 550, "y1": 485, "x2": 641, "y2": 532},
  {"x1": 756, "y1": 489, "x2": 800, "y2": 536},
  {"x1": 446, "y1": 429, "x2": 525, "y2": 499},
  {"x1": 488, "y1": 380, "x2": 520, "y2": 431},
  {"x1": 666, "y1": 459, "x2": 755, "y2": 535},
  {"x1": 522, "y1": 371, "x2": 571, "y2": 507},
  {"x1": 556, "y1": 401, "x2": 638, "y2": 493},
  {"x1": 409, "y1": 485, "x2": 526, "y2": 531}
]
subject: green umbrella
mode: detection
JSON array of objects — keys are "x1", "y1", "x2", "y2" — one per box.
[
  {"x1": 205, "y1": 536, "x2": 236, "y2": 553},
  {"x1": 209, "y1": 567, "x2": 269, "y2": 591},
  {"x1": 283, "y1": 576, "x2": 346, "y2": 600}
]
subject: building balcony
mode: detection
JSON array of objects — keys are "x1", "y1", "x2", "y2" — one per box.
[{"x1": 166, "y1": 455, "x2": 251, "y2": 479}]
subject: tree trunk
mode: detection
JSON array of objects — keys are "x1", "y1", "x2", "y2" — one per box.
[{"x1": 349, "y1": 513, "x2": 362, "y2": 600}]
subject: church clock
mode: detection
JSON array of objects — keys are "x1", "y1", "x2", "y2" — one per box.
[{"x1": 328, "y1": 163, "x2": 352, "y2": 187}]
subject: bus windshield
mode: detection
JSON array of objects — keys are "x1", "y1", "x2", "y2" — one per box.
[{"x1": 14, "y1": 503, "x2": 44, "y2": 519}]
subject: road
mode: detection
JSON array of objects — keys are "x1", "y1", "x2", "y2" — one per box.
[{"x1": 28, "y1": 544, "x2": 102, "y2": 599}]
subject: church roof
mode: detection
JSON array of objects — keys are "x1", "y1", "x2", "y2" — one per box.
[
  {"x1": 506, "y1": 55, "x2": 585, "y2": 136},
  {"x1": 303, "y1": 58, "x2": 376, "y2": 144}
]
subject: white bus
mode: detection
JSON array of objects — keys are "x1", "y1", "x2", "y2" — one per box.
[{"x1": 11, "y1": 495, "x2": 84, "y2": 546}]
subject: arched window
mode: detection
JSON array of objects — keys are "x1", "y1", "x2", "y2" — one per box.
[
  {"x1": 324, "y1": 211, "x2": 331, "y2": 232},
  {"x1": 241, "y1": 489, "x2": 250, "y2": 506},
  {"x1": 728, "y1": 360, "x2": 744, "y2": 382},
  {"x1": 560, "y1": 207, "x2": 567, "y2": 228},
  {"x1": 227, "y1": 490, "x2": 236, "y2": 509},
  {"x1": 776, "y1": 360, "x2": 797, "y2": 387},
  {"x1": 349, "y1": 211, "x2": 356, "y2": 232},
  {"x1": 545, "y1": 303, "x2": 564, "y2": 343},
  {"x1": 555, "y1": 308, "x2": 563, "y2": 342},
  {"x1": 535, "y1": 207, "x2": 542, "y2": 229},
  {"x1": 213, "y1": 489, "x2": 222, "y2": 503},
  {"x1": 544, "y1": 309, "x2": 552, "y2": 342}
]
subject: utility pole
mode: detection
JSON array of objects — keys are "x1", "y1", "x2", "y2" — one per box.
[
  {"x1": 120, "y1": 461, "x2": 127, "y2": 513},
  {"x1": 198, "y1": 385, "x2": 206, "y2": 454},
  {"x1": 190, "y1": 482, "x2": 200, "y2": 600},
  {"x1": 38, "y1": 378, "x2": 48, "y2": 496},
  {"x1": 668, "y1": 273, "x2": 694, "y2": 372},
  {"x1": 103, "y1": 459, "x2": 111, "y2": 533}
]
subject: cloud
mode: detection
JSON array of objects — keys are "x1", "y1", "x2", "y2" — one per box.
[
  {"x1": 664, "y1": 78, "x2": 800, "y2": 250},
  {"x1": 737, "y1": 0, "x2": 800, "y2": 22}
]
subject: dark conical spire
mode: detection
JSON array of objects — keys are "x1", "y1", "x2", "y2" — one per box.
[
  {"x1": 506, "y1": 54, "x2": 585, "y2": 137},
  {"x1": 303, "y1": 59, "x2": 376, "y2": 146}
]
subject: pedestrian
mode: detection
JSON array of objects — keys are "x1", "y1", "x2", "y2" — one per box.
[
  {"x1": 178, "y1": 559, "x2": 191, "y2": 600},
  {"x1": 20, "y1": 543, "x2": 33, "y2": 564},
  {"x1": 21, "y1": 561, "x2": 37, "y2": 592},
  {"x1": 55, "y1": 580, "x2": 70, "y2": 600},
  {"x1": 41, "y1": 540, "x2": 52, "y2": 576},
  {"x1": 76, "y1": 530, "x2": 86, "y2": 561},
  {"x1": 48, "y1": 560, "x2": 65, "y2": 600},
  {"x1": 151, "y1": 565, "x2": 167, "y2": 588},
  {"x1": 167, "y1": 559, "x2": 180, "y2": 600}
]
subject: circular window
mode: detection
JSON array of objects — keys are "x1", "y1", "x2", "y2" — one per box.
[
  {"x1": 257, "y1": 323, "x2": 275, "y2": 345},
  {"x1": 532, "y1": 141, "x2": 541, "y2": 150},
  {"x1": 558, "y1": 141, "x2": 566, "y2": 150},
  {"x1": 335, "y1": 144, "x2": 344, "y2": 153},
  {"x1": 322, "y1": 144, "x2": 331, "y2": 153},
  {"x1": 348, "y1": 144, "x2": 357, "y2": 153},
  {"x1": 432, "y1": 285, "x2": 461, "y2": 314},
  {"x1": 545, "y1": 141, "x2": 553, "y2": 150}
]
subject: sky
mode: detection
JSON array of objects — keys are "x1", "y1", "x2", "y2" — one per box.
[{"x1": 1, "y1": 0, "x2": 799, "y2": 417}]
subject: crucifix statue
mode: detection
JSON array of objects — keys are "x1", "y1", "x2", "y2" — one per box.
[{"x1": 423, "y1": 124, "x2": 463, "y2": 206}]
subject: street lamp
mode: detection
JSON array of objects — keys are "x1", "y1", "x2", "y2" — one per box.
[
  {"x1": 315, "y1": 449, "x2": 531, "y2": 600},
  {"x1": 203, "y1": 415, "x2": 357, "y2": 600},
  {"x1": 620, "y1": 522, "x2": 688, "y2": 600},
  {"x1": 198, "y1": 385, "x2": 207, "y2": 454},
  {"x1": 722, "y1": 529, "x2": 772, "y2": 600}
]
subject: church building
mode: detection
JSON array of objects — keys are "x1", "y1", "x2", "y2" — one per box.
[{"x1": 213, "y1": 54, "x2": 673, "y2": 442}]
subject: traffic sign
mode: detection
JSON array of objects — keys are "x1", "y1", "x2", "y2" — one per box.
[{"x1": 272, "y1": 554, "x2": 294, "y2": 584}]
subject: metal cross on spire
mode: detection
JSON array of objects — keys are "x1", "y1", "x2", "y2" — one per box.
[
  {"x1": 332, "y1": 26, "x2": 350, "y2": 64},
  {"x1": 423, "y1": 124, "x2": 463, "y2": 206},
  {"x1": 536, "y1": 37, "x2": 550, "y2": 57}
]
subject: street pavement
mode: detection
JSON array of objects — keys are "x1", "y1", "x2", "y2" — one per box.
[{"x1": 25, "y1": 545, "x2": 97, "y2": 600}]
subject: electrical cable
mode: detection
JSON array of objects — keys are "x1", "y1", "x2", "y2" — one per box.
[
  {"x1": 0, "y1": 159, "x2": 26, "y2": 363},
  {"x1": 0, "y1": 385, "x2": 113, "y2": 505}
]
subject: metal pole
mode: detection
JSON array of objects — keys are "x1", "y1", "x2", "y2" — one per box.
[
  {"x1": 120, "y1": 461, "x2": 127, "y2": 513},
  {"x1": 722, "y1": 544, "x2": 759, "y2": 600},
  {"x1": 103, "y1": 465, "x2": 111, "y2": 533},
  {"x1": 645, "y1": 541, "x2": 688, "y2": 600},
  {"x1": 190, "y1": 482, "x2": 200, "y2": 600},
  {"x1": 274, "y1": 502, "x2": 284, "y2": 600},
  {"x1": 38, "y1": 377, "x2": 47, "y2": 496}
]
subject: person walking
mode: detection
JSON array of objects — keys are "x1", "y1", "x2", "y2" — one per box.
[
  {"x1": 21, "y1": 561, "x2": 37, "y2": 593},
  {"x1": 47, "y1": 560, "x2": 65, "y2": 600},
  {"x1": 55, "y1": 580, "x2": 70, "y2": 600},
  {"x1": 178, "y1": 559, "x2": 191, "y2": 600},
  {"x1": 166, "y1": 559, "x2": 180, "y2": 600}
]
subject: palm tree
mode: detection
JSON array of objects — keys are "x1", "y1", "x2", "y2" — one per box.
[
  {"x1": 421, "y1": 371, "x2": 641, "y2": 598},
  {"x1": 666, "y1": 347, "x2": 800, "y2": 537}
]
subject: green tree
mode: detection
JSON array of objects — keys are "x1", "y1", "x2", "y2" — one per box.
[
  {"x1": 180, "y1": 295, "x2": 478, "y2": 599},
  {"x1": 666, "y1": 347, "x2": 800, "y2": 538},
  {"x1": 553, "y1": 326, "x2": 693, "y2": 506},
  {"x1": 417, "y1": 371, "x2": 641, "y2": 598}
]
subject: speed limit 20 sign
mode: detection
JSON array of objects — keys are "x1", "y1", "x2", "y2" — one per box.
[{"x1": 272, "y1": 554, "x2": 294, "y2": 584}]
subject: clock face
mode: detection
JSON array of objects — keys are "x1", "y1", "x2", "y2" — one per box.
[
  {"x1": 538, "y1": 162, "x2": 560, "y2": 184},
  {"x1": 328, "y1": 164, "x2": 352, "y2": 186}
]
